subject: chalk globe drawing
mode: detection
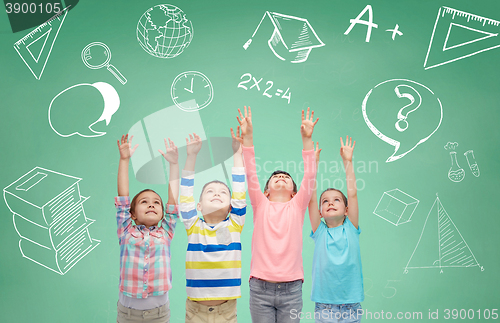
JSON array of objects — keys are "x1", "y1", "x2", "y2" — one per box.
[{"x1": 136, "y1": 4, "x2": 193, "y2": 58}]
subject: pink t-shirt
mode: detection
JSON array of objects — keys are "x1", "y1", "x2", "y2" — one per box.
[{"x1": 242, "y1": 146, "x2": 316, "y2": 282}]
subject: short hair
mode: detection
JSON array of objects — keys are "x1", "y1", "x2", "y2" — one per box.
[
  {"x1": 199, "y1": 180, "x2": 231, "y2": 202},
  {"x1": 130, "y1": 189, "x2": 164, "y2": 215},
  {"x1": 319, "y1": 188, "x2": 348, "y2": 207},
  {"x1": 264, "y1": 170, "x2": 297, "y2": 193}
]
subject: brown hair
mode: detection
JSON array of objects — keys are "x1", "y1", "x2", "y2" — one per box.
[
  {"x1": 319, "y1": 188, "x2": 348, "y2": 207},
  {"x1": 264, "y1": 170, "x2": 297, "y2": 193},
  {"x1": 130, "y1": 189, "x2": 164, "y2": 216},
  {"x1": 199, "y1": 180, "x2": 231, "y2": 202}
]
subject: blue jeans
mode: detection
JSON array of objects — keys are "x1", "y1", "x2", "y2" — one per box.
[
  {"x1": 314, "y1": 303, "x2": 362, "y2": 323},
  {"x1": 249, "y1": 277, "x2": 303, "y2": 323}
]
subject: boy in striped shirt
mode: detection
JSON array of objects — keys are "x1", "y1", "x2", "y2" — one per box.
[{"x1": 179, "y1": 133, "x2": 246, "y2": 323}]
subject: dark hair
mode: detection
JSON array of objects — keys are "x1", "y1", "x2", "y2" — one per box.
[
  {"x1": 264, "y1": 170, "x2": 297, "y2": 193},
  {"x1": 130, "y1": 189, "x2": 164, "y2": 215},
  {"x1": 319, "y1": 188, "x2": 348, "y2": 207},
  {"x1": 199, "y1": 180, "x2": 231, "y2": 202}
]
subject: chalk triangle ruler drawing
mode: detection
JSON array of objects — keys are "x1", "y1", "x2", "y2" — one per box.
[
  {"x1": 404, "y1": 195, "x2": 483, "y2": 273},
  {"x1": 424, "y1": 6, "x2": 500, "y2": 70},
  {"x1": 13, "y1": 6, "x2": 69, "y2": 80}
]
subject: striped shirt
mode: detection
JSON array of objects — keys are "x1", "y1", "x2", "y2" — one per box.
[
  {"x1": 115, "y1": 196, "x2": 178, "y2": 298},
  {"x1": 179, "y1": 168, "x2": 246, "y2": 301}
]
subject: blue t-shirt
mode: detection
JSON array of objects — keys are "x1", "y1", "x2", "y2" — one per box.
[{"x1": 310, "y1": 217, "x2": 364, "y2": 304}]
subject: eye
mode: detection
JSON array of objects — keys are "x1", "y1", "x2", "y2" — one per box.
[
  {"x1": 155, "y1": 201, "x2": 160, "y2": 204},
  {"x1": 322, "y1": 200, "x2": 328, "y2": 204},
  {"x1": 221, "y1": 191, "x2": 228, "y2": 195},
  {"x1": 141, "y1": 200, "x2": 147, "y2": 203},
  {"x1": 335, "y1": 198, "x2": 340, "y2": 202}
]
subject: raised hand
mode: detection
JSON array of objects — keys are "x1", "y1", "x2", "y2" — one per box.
[
  {"x1": 340, "y1": 136, "x2": 356, "y2": 162},
  {"x1": 186, "y1": 133, "x2": 202, "y2": 156},
  {"x1": 236, "y1": 106, "x2": 252, "y2": 137},
  {"x1": 117, "y1": 134, "x2": 138, "y2": 160},
  {"x1": 300, "y1": 107, "x2": 319, "y2": 139},
  {"x1": 314, "y1": 141, "x2": 322, "y2": 164},
  {"x1": 158, "y1": 138, "x2": 178, "y2": 164},
  {"x1": 230, "y1": 126, "x2": 243, "y2": 154}
]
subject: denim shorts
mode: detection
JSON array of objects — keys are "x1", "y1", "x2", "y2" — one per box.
[
  {"x1": 314, "y1": 303, "x2": 362, "y2": 323},
  {"x1": 249, "y1": 277, "x2": 303, "y2": 323}
]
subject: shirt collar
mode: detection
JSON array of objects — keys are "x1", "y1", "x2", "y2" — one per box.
[{"x1": 130, "y1": 225, "x2": 164, "y2": 238}]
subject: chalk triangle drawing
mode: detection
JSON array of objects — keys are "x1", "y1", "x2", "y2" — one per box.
[
  {"x1": 424, "y1": 6, "x2": 500, "y2": 70},
  {"x1": 13, "y1": 6, "x2": 69, "y2": 79},
  {"x1": 404, "y1": 195, "x2": 483, "y2": 273}
]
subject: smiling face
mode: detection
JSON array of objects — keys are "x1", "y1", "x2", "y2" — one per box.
[
  {"x1": 319, "y1": 189, "x2": 348, "y2": 220},
  {"x1": 130, "y1": 190, "x2": 164, "y2": 227},
  {"x1": 197, "y1": 181, "x2": 231, "y2": 217},
  {"x1": 264, "y1": 171, "x2": 297, "y2": 200}
]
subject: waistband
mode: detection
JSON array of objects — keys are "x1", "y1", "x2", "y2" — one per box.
[
  {"x1": 186, "y1": 299, "x2": 236, "y2": 314},
  {"x1": 250, "y1": 277, "x2": 302, "y2": 291},
  {"x1": 117, "y1": 301, "x2": 169, "y2": 318}
]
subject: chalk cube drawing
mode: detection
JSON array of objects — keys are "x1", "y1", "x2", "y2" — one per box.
[
  {"x1": 3, "y1": 167, "x2": 100, "y2": 274},
  {"x1": 373, "y1": 189, "x2": 419, "y2": 226}
]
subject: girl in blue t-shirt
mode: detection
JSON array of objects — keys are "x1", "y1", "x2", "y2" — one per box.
[{"x1": 308, "y1": 136, "x2": 364, "y2": 323}]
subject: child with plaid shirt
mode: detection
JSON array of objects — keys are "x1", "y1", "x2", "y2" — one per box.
[{"x1": 115, "y1": 134, "x2": 179, "y2": 323}]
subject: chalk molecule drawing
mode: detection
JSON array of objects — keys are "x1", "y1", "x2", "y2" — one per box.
[{"x1": 404, "y1": 194, "x2": 483, "y2": 274}]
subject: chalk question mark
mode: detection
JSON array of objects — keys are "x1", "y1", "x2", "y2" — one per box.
[{"x1": 394, "y1": 85, "x2": 421, "y2": 132}]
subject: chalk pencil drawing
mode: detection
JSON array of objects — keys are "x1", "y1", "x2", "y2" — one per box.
[
  {"x1": 362, "y1": 79, "x2": 443, "y2": 162},
  {"x1": 136, "y1": 4, "x2": 193, "y2": 59},
  {"x1": 424, "y1": 6, "x2": 500, "y2": 69},
  {"x1": 13, "y1": 6, "x2": 69, "y2": 79},
  {"x1": 373, "y1": 188, "x2": 419, "y2": 226},
  {"x1": 243, "y1": 11, "x2": 324, "y2": 63},
  {"x1": 48, "y1": 82, "x2": 120, "y2": 138},
  {"x1": 3, "y1": 167, "x2": 100, "y2": 275},
  {"x1": 404, "y1": 194, "x2": 482, "y2": 273},
  {"x1": 82, "y1": 42, "x2": 127, "y2": 85}
]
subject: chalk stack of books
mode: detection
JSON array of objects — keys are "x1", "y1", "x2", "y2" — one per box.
[{"x1": 3, "y1": 167, "x2": 100, "y2": 275}]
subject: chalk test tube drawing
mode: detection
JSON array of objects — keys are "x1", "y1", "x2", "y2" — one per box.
[
  {"x1": 404, "y1": 194, "x2": 482, "y2": 273},
  {"x1": 424, "y1": 6, "x2": 500, "y2": 70},
  {"x1": 82, "y1": 42, "x2": 127, "y2": 85},
  {"x1": 362, "y1": 79, "x2": 443, "y2": 162},
  {"x1": 243, "y1": 11, "x2": 325, "y2": 63},
  {"x1": 48, "y1": 82, "x2": 120, "y2": 138},
  {"x1": 171, "y1": 71, "x2": 213, "y2": 112},
  {"x1": 13, "y1": 6, "x2": 69, "y2": 80},
  {"x1": 136, "y1": 4, "x2": 193, "y2": 59},
  {"x1": 373, "y1": 189, "x2": 419, "y2": 226},
  {"x1": 3, "y1": 167, "x2": 100, "y2": 275},
  {"x1": 444, "y1": 142, "x2": 465, "y2": 182},
  {"x1": 464, "y1": 150, "x2": 480, "y2": 177},
  {"x1": 128, "y1": 102, "x2": 234, "y2": 185}
]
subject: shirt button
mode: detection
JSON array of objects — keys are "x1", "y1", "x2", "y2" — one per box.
[
  {"x1": 278, "y1": 285, "x2": 281, "y2": 288},
  {"x1": 209, "y1": 308, "x2": 214, "y2": 312},
  {"x1": 145, "y1": 268, "x2": 148, "y2": 272}
]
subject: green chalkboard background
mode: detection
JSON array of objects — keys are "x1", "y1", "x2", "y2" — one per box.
[{"x1": 1, "y1": 0, "x2": 500, "y2": 322}]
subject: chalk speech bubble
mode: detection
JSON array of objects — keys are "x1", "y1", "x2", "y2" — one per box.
[
  {"x1": 362, "y1": 79, "x2": 443, "y2": 162},
  {"x1": 48, "y1": 82, "x2": 120, "y2": 138}
]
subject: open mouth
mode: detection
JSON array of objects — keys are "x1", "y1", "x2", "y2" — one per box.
[{"x1": 146, "y1": 210, "x2": 157, "y2": 215}]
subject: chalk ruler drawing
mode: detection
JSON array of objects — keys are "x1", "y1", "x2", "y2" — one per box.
[
  {"x1": 424, "y1": 6, "x2": 500, "y2": 69},
  {"x1": 3, "y1": 167, "x2": 100, "y2": 275},
  {"x1": 81, "y1": 42, "x2": 127, "y2": 85},
  {"x1": 404, "y1": 194, "x2": 482, "y2": 273},
  {"x1": 13, "y1": 6, "x2": 69, "y2": 80},
  {"x1": 243, "y1": 11, "x2": 325, "y2": 63},
  {"x1": 362, "y1": 79, "x2": 443, "y2": 162},
  {"x1": 48, "y1": 82, "x2": 120, "y2": 138},
  {"x1": 373, "y1": 189, "x2": 419, "y2": 226}
]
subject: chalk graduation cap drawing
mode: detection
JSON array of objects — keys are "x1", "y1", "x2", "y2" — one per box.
[{"x1": 243, "y1": 11, "x2": 325, "y2": 63}]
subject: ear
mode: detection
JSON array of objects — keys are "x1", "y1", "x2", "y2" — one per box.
[
  {"x1": 130, "y1": 211, "x2": 137, "y2": 221},
  {"x1": 264, "y1": 190, "x2": 270, "y2": 198},
  {"x1": 344, "y1": 206, "x2": 349, "y2": 216},
  {"x1": 197, "y1": 202, "x2": 202, "y2": 212},
  {"x1": 291, "y1": 192, "x2": 296, "y2": 198}
]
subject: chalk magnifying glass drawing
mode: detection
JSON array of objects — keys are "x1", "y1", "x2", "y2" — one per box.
[{"x1": 81, "y1": 42, "x2": 127, "y2": 85}]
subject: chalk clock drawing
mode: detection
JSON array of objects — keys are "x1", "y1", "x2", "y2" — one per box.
[
  {"x1": 171, "y1": 71, "x2": 213, "y2": 112},
  {"x1": 404, "y1": 194, "x2": 482, "y2": 274}
]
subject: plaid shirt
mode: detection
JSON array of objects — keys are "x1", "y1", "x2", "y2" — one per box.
[{"x1": 115, "y1": 196, "x2": 178, "y2": 298}]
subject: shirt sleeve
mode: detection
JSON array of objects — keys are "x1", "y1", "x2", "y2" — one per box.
[
  {"x1": 161, "y1": 204, "x2": 179, "y2": 241},
  {"x1": 229, "y1": 167, "x2": 246, "y2": 230},
  {"x1": 115, "y1": 196, "x2": 132, "y2": 242},
  {"x1": 292, "y1": 149, "x2": 317, "y2": 211},
  {"x1": 346, "y1": 216, "x2": 361, "y2": 235},
  {"x1": 242, "y1": 146, "x2": 266, "y2": 212},
  {"x1": 310, "y1": 220, "x2": 326, "y2": 241},
  {"x1": 179, "y1": 170, "x2": 199, "y2": 229}
]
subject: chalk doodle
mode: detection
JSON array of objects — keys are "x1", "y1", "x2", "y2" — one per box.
[
  {"x1": 444, "y1": 142, "x2": 465, "y2": 182},
  {"x1": 237, "y1": 72, "x2": 291, "y2": 104},
  {"x1": 464, "y1": 150, "x2": 480, "y2": 177},
  {"x1": 13, "y1": 6, "x2": 69, "y2": 79},
  {"x1": 81, "y1": 42, "x2": 127, "y2": 85},
  {"x1": 405, "y1": 194, "x2": 482, "y2": 273},
  {"x1": 424, "y1": 6, "x2": 500, "y2": 69},
  {"x1": 362, "y1": 79, "x2": 443, "y2": 162},
  {"x1": 373, "y1": 188, "x2": 419, "y2": 226},
  {"x1": 3, "y1": 167, "x2": 100, "y2": 275},
  {"x1": 344, "y1": 4, "x2": 378, "y2": 42},
  {"x1": 243, "y1": 11, "x2": 324, "y2": 63},
  {"x1": 171, "y1": 71, "x2": 213, "y2": 112}
]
